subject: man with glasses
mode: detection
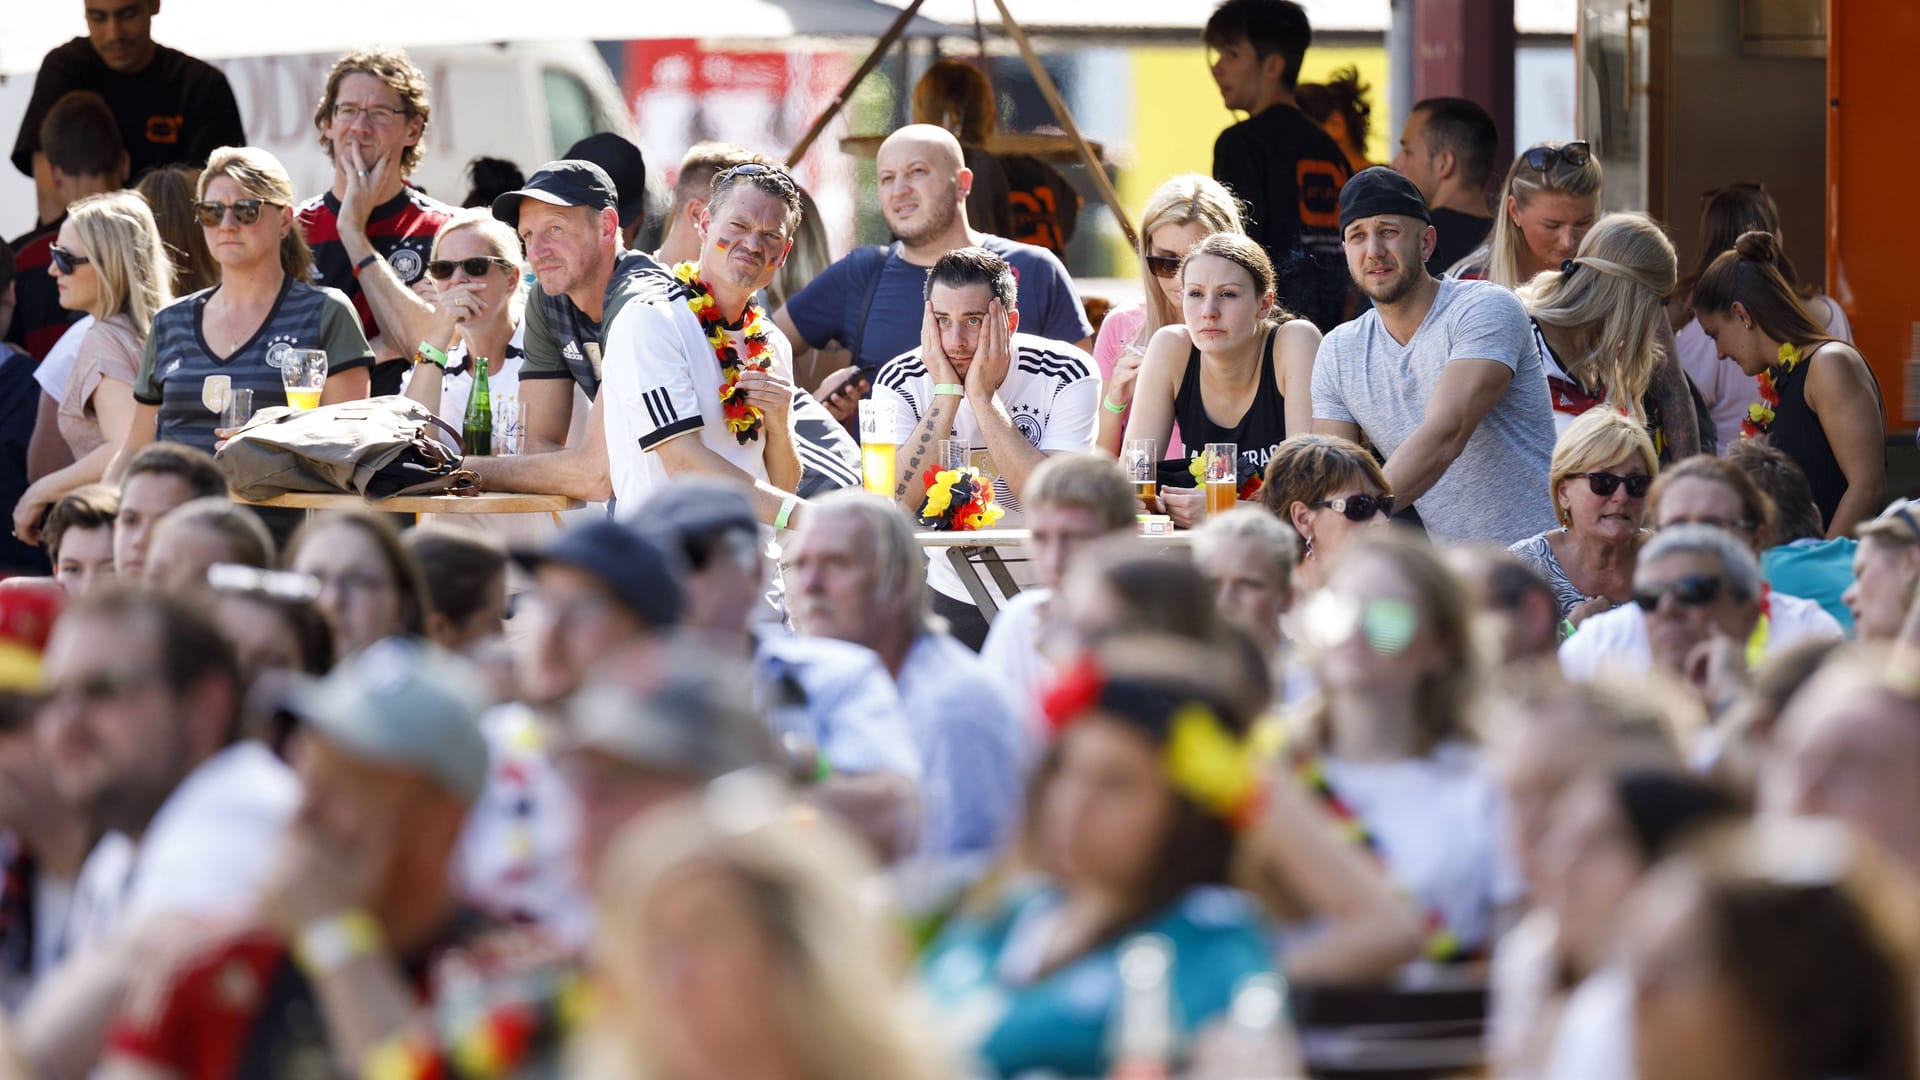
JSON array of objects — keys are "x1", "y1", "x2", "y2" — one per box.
[
  {"x1": 13, "y1": 588, "x2": 296, "y2": 1077},
  {"x1": 1312, "y1": 167, "x2": 1558, "y2": 546},
  {"x1": 298, "y1": 48, "x2": 457, "y2": 396},
  {"x1": 11, "y1": 0, "x2": 243, "y2": 227},
  {"x1": 1560, "y1": 454, "x2": 1843, "y2": 682}
]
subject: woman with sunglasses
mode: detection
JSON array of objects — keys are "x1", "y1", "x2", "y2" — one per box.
[
  {"x1": 1293, "y1": 530, "x2": 1520, "y2": 961},
  {"x1": 1257, "y1": 433, "x2": 1393, "y2": 593},
  {"x1": 1692, "y1": 231, "x2": 1884, "y2": 538},
  {"x1": 12, "y1": 192, "x2": 172, "y2": 543},
  {"x1": 400, "y1": 209, "x2": 528, "y2": 448},
  {"x1": 1673, "y1": 183, "x2": 1853, "y2": 452},
  {"x1": 1093, "y1": 174, "x2": 1243, "y2": 457},
  {"x1": 110, "y1": 146, "x2": 373, "y2": 477},
  {"x1": 1456, "y1": 141, "x2": 1602, "y2": 287},
  {"x1": 1509, "y1": 409, "x2": 1659, "y2": 631},
  {"x1": 1121, "y1": 233, "x2": 1319, "y2": 527},
  {"x1": 1519, "y1": 213, "x2": 1700, "y2": 460}
]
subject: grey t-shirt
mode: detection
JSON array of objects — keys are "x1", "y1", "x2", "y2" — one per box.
[{"x1": 1312, "y1": 278, "x2": 1557, "y2": 545}]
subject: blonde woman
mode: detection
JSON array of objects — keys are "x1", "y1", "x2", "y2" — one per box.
[
  {"x1": 400, "y1": 209, "x2": 527, "y2": 441},
  {"x1": 578, "y1": 787, "x2": 949, "y2": 1080},
  {"x1": 109, "y1": 145, "x2": 373, "y2": 477},
  {"x1": 1508, "y1": 408, "x2": 1659, "y2": 629},
  {"x1": 14, "y1": 192, "x2": 172, "y2": 542},
  {"x1": 1094, "y1": 173, "x2": 1243, "y2": 456},
  {"x1": 1519, "y1": 212, "x2": 1700, "y2": 459},
  {"x1": 1458, "y1": 140, "x2": 1602, "y2": 287}
]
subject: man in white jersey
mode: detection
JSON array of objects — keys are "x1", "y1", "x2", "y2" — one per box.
[
  {"x1": 600, "y1": 162, "x2": 806, "y2": 527},
  {"x1": 870, "y1": 246, "x2": 1099, "y2": 648}
]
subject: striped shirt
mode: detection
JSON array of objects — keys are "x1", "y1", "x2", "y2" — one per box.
[
  {"x1": 298, "y1": 187, "x2": 456, "y2": 395},
  {"x1": 135, "y1": 278, "x2": 374, "y2": 453},
  {"x1": 3, "y1": 217, "x2": 81, "y2": 361}
]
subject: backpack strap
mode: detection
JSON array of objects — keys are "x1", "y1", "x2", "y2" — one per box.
[{"x1": 845, "y1": 241, "x2": 900, "y2": 369}]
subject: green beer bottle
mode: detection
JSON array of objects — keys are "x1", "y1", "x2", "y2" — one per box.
[{"x1": 463, "y1": 356, "x2": 493, "y2": 456}]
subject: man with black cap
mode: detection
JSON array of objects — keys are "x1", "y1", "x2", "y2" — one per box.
[
  {"x1": 564, "y1": 132, "x2": 650, "y2": 249},
  {"x1": 1310, "y1": 166, "x2": 1556, "y2": 546},
  {"x1": 513, "y1": 517, "x2": 685, "y2": 705}
]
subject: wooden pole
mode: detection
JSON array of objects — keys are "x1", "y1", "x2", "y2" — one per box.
[
  {"x1": 988, "y1": 0, "x2": 1137, "y2": 248},
  {"x1": 788, "y1": 0, "x2": 929, "y2": 167}
]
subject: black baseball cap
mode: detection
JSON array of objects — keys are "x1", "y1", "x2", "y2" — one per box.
[
  {"x1": 564, "y1": 133, "x2": 647, "y2": 229},
  {"x1": 1338, "y1": 165, "x2": 1432, "y2": 233},
  {"x1": 491, "y1": 159, "x2": 618, "y2": 226},
  {"x1": 513, "y1": 519, "x2": 686, "y2": 629}
]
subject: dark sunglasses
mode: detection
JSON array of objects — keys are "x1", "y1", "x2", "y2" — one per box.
[
  {"x1": 428, "y1": 256, "x2": 516, "y2": 280},
  {"x1": 1311, "y1": 493, "x2": 1395, "y2": 522},
  {"x1": 1572, "y1": 470, "x2": 1653, "y2": 498},
  {"x1": 48, "y1": 244, "x2": 91, "y2": 275},
  {"x1": 1144, "y1": 254, "x2": 1182, "y2": 280},
  {"x1": 1522, "y1": 141, "x2": 1592, "y2": 171},
  {"x1": 1633, "y1": 573, "x2": 1724, "y2": 612},
  {"x1": 193, "y1": 198, "x2": 276, "y2": 227}
]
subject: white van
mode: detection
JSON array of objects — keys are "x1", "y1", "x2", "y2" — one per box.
[{"x1": 0, "y1": 39, "x2": 636, "y2": 241}]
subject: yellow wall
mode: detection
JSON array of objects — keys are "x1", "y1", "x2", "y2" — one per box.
[{"x1": 1116, "y1": 45, "x2": 1389, "y2": 267}]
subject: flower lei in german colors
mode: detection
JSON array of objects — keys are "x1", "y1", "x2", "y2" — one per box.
[
  {"x1": 1187, "y1": 452, "x2": 1266, "y2": 502},
  {"x1": 918, "y1": 466, "x2": 1004, "y2": 532},
  {"x1": 674, "y1": 261, "x2": 772, "y2": 445},
  {"x1": 1740, "y1": 341, "x2": 1804, "y2": 440},
  {"x1": 366, "y1": 969, "x2": 588, "y2": 1080}
]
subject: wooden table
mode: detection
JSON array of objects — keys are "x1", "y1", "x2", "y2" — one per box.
[
  {"x1": 238, "y1": 490, "x2": 585, "y2": 526},
  {"x1": 914, "y1": 527, "x2": 1192, "y2": 623}
]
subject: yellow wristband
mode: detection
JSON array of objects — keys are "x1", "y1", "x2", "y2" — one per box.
[
  {"x1": 293, "y1": 910, "x2": 382, "y2": 976},
  {"x1": 933, "y1": 382, "x2": 965, "y2": 397}
]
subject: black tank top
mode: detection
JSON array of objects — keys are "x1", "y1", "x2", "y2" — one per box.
[
  {"x1": 1170, "y1": 324, "x2": 1286, "y2": 483},
  {"x1": 1766, "y1": 343, "x2": 1865, "y2": 529}
]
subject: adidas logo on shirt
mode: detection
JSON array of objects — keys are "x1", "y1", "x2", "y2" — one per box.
[{"x1": 563, "y1": 341, "x2": 583, "y2": 362}]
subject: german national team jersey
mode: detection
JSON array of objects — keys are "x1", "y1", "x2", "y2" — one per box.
[
  {"x1": 297, "y1": 186, "x2": 455, "y2": 393},
  {"x1": 134, "y1": 279, "x2": 374, "y2": 454},
  {"x1": 4, "y1": 217, "x2": 82, "y2": 360},
  {"x1": 872, "y1": 332, "x2": 1100, "y2": 601},
  {"x1": 520, "y1": 248, "x2": 675, "y2": 401}
]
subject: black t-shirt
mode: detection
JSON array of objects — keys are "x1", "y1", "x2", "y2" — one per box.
[
  {"x1": 0, "y1": 347, "x2": 48, "y2": 576},
  {"x1": 1428, "y1": 208, "x2": 1493, "y2": 278},
  {"x1": 3, "y1": 217, "x2": 81, "y2": 360},
  {"x1": 1212, "y1": 105, "x2": 1351, "y2": 330},
  {"x1": 11, "y1": 39, "x2": 244, "y2": 180}
]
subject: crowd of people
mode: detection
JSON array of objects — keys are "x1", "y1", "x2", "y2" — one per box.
[{"x1": 0, "y1": 0, "x2": 1913, "y2": 1077}]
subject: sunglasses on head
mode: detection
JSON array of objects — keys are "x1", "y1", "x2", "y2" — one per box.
[
  {"x1": 1633, "y1": 573, "x2": 1724, "y2": 612},
  {"x1": 1144, "y1": 254, "x2": 1182, "y2": 280},
  {"x1": 717, "y1": 161, "x2": 797, "y2": 194},
  {"x1": 1572, "y1": 470, "x2": 1653, "y2": 498},
  {"x1": 1311, "y1": 493, "x2": 1395, "y2": 522},
  {"x1": 48, "y1": 244, "x2": 91, "y2": 275},
  {"x1": 193, "y1": 198, "x2": 275, "y2": 227},
  {"x1": 1522, "y1": 141, "x2": 1592, "y2": 172},
  {"x1": 428, "y1": 256, "x2": 516, "y2": 280}
]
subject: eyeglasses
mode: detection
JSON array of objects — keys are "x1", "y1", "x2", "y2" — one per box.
[
  {"x1": 1310, "y1": 493, "x2": 1395, "y2": 522},
  {"x1": 716, "y1": 162, "x2": 797, "y2": 194},
  {"x1": 428, "y1": 257, "x2": 517, "y2": 280},
  {"x1": 194, "y1": 199, "x2": 278, "y2": 227},
  {"x1": 1521, "y1": 141, "x2": 1592, "y2": 171},
  {"x1": 1144, "y1": 254, "x2": 1182, "y2": 280},
  {"x1": 208, "y1": 562, "x2": 322, "y2": 602},
  {"x1": 48, "y1": 245, "x2": 92, "y2": 275},
  {"x1": 1571, "y1": 471, "x2": 1653, "y2": 498},
  {"x1": 332, "y1": 103, "x2": 406, "y2": 126},
  {"x1": 1633, "y1": 573, "x2": 1725, "y2": 612}
]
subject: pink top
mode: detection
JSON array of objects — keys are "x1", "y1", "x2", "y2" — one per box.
[
  {"x1": 1092, "y1": 303, "x2": 1184, "y2": 457},
  {"x1": 57, "y1": 313, "x2": 142, "y2": 457}
]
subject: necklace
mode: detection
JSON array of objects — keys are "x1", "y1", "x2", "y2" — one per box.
[
  {"x1": 673, "y1": 261, "x2": 773, "y2": 445},
  {"x1": 1740, "y1": 342, "x2": 1805, "y2": 439}
]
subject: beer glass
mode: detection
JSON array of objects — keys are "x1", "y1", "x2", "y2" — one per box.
[
  {"x1": 858, "y1": 399, "x2": 897, "y2": 496},
  {"x1": 280, "y1": 349, "x2": 328, "y2": 411},
  {"x1": 1204, "y1": 442, "x2": 1238, "y2": 515},
  {"x1": 1124, "y1": 438, "x2": 1157, "y2": 502}
]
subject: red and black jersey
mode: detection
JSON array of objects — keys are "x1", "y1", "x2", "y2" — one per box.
[
  {"x1": 297, "y1": 186, "x2": 456, "y2": 395},
  {"x1": 4, "y1": 216, "x2": 82, "y2": 361}
]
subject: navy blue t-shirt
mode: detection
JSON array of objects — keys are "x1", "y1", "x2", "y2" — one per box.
[{"x1": 784, "y1": 234, "x2": 1092, "y2": 376}]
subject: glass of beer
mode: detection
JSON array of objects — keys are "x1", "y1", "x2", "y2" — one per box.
[
  {"x1": 280, "y1": 349, "x2": 328, "y2": 411},
  {"x1": 1124, "y1": 438, "x2": 1157, "y2": 502},
  {"x1": 858, "y1": 398, "x2": 897, "y2": 496},
  {"x1": 938, "y1": 438, "x2": 970, "y2": 473},
  {"x1": 1204, "y1": 441, "x2": 1238, "y2": 516}
]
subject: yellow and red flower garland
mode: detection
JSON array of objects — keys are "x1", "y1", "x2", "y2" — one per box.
[
  {"x1": 673, "y1": 261, "x2": 773, "y2": 445},
  {"x1": 1740, "y1": 342, "x2": 1804, "y2": 440},
  {"x1": 917, "y1": 465, "x2": 1004, "y2": 532},
  {"x1": 1187, "y1": 452, "x2": 1265, "y2": 502}
]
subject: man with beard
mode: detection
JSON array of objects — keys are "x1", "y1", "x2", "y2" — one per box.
[
  {"x1": 1311, "y1": 167, "x2": 1556, "y2": 545},
  {"x1": 772, "y1": 125, "x2": 1092, "y2": 382},
  {"x1": 600, "y1": 162, "x2": 806, "y2": 523}
]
